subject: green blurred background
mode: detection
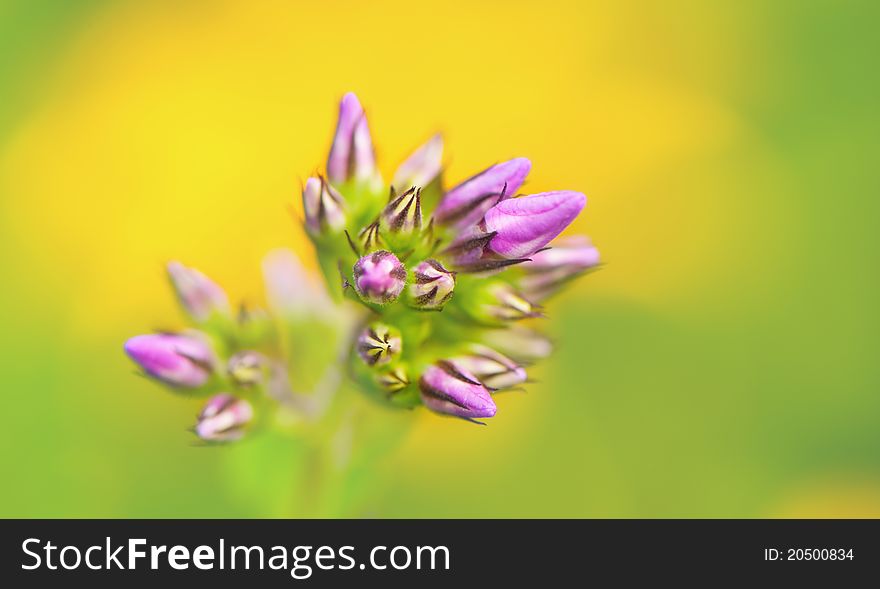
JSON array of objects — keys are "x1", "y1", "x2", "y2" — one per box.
[{"x1": 1, "y1": 0, "x2": 878, "y2": 517}]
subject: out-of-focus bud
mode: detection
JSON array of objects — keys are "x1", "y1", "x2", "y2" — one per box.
[
  {"x1": 520, "y1": 235, "x2": 600, "y2": 300},
  {"x1": 481, "y1": 326, "x2": 553, "y2": 364},
  {"x1": 124, "y1": 333, "x2": 214, "y2": 388},
  {"x1": 453, "y1": 344, "x2": 527, "y2": 389},
  {"x1": 481, "y1": 284, "x2": 542, "y2": 322},
  {"x1": 352, "y1": 250, "x2": 407, "y2": 304},
  {"x1": 326, "y1": 92, "x2": 376, "y2": 185},
  {"x1": 392, "y1": 134, "x2": 443, "y2": 192},
  {"x1": 408, "y1": 259, "x2": 456, "y2": 309},
  {"x1": 381, "y1": 186, "x2": 422, "y2": 234},
  {"x1": 357, "y1": 323, "x2": 402, "y2": 366},
  {"x1": 302, "y1": 177, "x2": 346, "y2": 235},
  {"x1": 484, "y1": 191, "x2": 586, "y2": 258},
  {"x1": 194, "y1": 394, "x2": 253, "y2": 442},
  {"x1": 419, "y1": 360, "x2": 497, "y2": 420},
  {"x1": 227, "y1": 351, "x2": 266, "y2": 386},
  {"x1": 377, "y1": 366, "x2": 410, "y2": 396},
  {"x1": 167, "y1": 262, "x2": 231, "y2": 322},
  {"x1": 435, "y1": 158, "x2": 531, "y2": 229}
]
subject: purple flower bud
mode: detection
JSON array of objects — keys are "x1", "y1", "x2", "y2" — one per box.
[
  {"x1": 357, "y1": 323, "x2": 402, "y2": 366},
  {"x1": 453, "y1": 344, "x2": 527, "y2": 389},
  {"x1": 419, "y1": 360, "x2": 497, "y2": 419},
  {"x1": 124, "y1": 333, "x2": 214, "y2": 387},
  {"x1": 167, "y1": 261, "x2": 231, "y2": 322},
  {"x1": 228, "y1": 351, "x2": 266, "y2": 385},
  {"x1": 392, "y1": 134, "x2": 443, "y2": 191},
  {"x1": 484, "y1": 191, "x2": 586, "y2": 258},
  {"x1": 194, "y1": 394, "x2": 253, "y2": 442},
  {"x1": 408, "y1": 259, "x2": 456, "y2": 309},
  {"x1": 352, "y1": 250, "x2": 407, "y2": 304},
  {"x1": 326, "y1": 92, "x2": 376, "y2": 185},
  {"x1": 521, "y1": 235, "x2": 600, "y2": 299},
  {"x1": 435, "y1": 158, "x2": 531, "y2": 229},
  {"x1": 302, "y1": 177, "x2": 346, "y2": 234},
  {"x1": 381, "y1": 186, "x2": 422, "y2": 234},
  {"x1": 481, "y1": 326, "x2": 553, "y2": 363}
]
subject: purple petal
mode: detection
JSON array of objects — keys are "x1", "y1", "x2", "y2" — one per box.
[
  {"x1": 484, "y1": 191, "x2": 586, "y2": 258},
  {"x1": 435, "y1": 158, "x2": 531, "y2": 228}
]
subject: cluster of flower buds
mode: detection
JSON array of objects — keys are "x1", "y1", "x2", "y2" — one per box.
[{"x1": 124, "y1": 92, "x2": 600, "y2": 440}]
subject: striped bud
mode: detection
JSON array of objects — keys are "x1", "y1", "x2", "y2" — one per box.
[
  {"x1": 408, "y1": 259, "x2": 455, "y2": 309},
  {"x1": 227, "y1": 351, "x2": 266, "y2": 386},
  {"x1": 357, "y1": 323, "x2": 402, "y2": 366},
  {"x1": 382, "y1": 186, "x2": 422, "y2": 234},
  {"x1": 194, "y1": 394, "x2": 253, "y2": 442},
  {"x1": 302, "y1": 176, "x2": 346, "y2": 235},
  {"x1": 419, "y1": 361, "x2": 497, "y2": 420},
  {"x1": 377, "y1": 366, "x2": 411, "y2": 396},
  {"x1": 453, "y1": 344, "x2": 527, "y2": 389},
  {"x1": 352, "y1": 250, "x2": 407, "y2": 304},
  {"x1": 482, "y1": 284, "x2": 543, "y2": 322}
]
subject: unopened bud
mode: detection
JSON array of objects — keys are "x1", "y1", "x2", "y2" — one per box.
[
  {"x1": 195, "y1": 394, "x2": 253, "y2": 442},
  {"x1": 357, "y1": 323, "x2": 402, "y2": 366},
  {"x1": 482, "y1": 284, "x2": 542, "y2": 322},
  {"x1": 377, "y1": 366, "x2": 411, "y2": 396},
  {"x1": 381, "y1": 186, "x2": 422, "y2": 234},
  {"x1": 167, "y1": 262, "x2": 231, "y2": 322},
  {"x1": 408, "y1": 259, "x2": 455, "y2": 309},
  {"x1": 303, "y1": 177, "x2": 346, "y2": 235},
  {"x1": 453, "y1": 344, "x2": 527, "y2": 389},
  {"x1": 124, "y1": 333, "x2": 214, "y2": 388},
  {"x1": 419, "y1": 360, "x2": 497, "y2": 420},
  {"x1": 227, "y1": 351, "x2": 266, "y2": 386},
  {"x1": 481, "y1": 326, "x2": 553, "y2": 363},
  {"x1": 352, "y1": 250, "x2": 407, "y2": 304}
]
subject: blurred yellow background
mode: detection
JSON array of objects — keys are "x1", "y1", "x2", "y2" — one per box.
[{"x1": 1, "y1": 0, "x2": 878, "y2": 517}]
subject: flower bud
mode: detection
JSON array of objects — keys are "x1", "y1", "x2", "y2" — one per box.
[
  {"x1": 352, "y1": 250, "x2": 407, "y2": 304},
  {"x1": 408, "y1": 259, "x2": 455, "y2": 309},
  {"x1": 484, "y1": 191, "x2": 586, "y2": 258},
  {"x1": 326, "y1": 92, "x2": 376, "y2": 185},
  {"x1": 228, "y1": 351, "x2": 266, "y2": 386},
  {"x1": 392, "y1": 134, "x2": 443, "y2": 192},
  {"x1": 194, "y1": 394, "x2": 253, "y2": 442},
  {"x1": 435, "y1": 158, "x2": 531, "y2": 229},
  {"x1": 419, "y1": 360, "x2": 497, "y2": 420},
  {"x1": 453, "y1": 344, "x2": 527, "y2": 389},
  {"x1": 167, "y1": 262, "x2": 231, "y2": 322},
  {"x1": 521, "y1": 235, "x2": 600, "y2": 299},
  {"x1": 302, "y1": 176, "x2": 346, "y2": 235},
  {"x1": 357, "y1": 323, "x2": 402, "y2": 366},
  {"x1": 481, "y1": 284, "x2": 542, "y2": 322},
  {"x1": 481, "y1": 326, "x2": 553, "y2": 363},
  {"x1": 124, "y1": 333, "x2": 214, "y2": 387},
  {"x1": 377, "y1": 366, "x2": 410, "y2": 396},
  {"x1": 381, "y1": 186, "x2": 422, "y2": 234}
]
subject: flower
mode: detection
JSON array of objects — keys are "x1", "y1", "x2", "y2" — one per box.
[
  {"x1": 408, "y1": 259, "x2": 455, "y2": 309},
  {"x1": 124, "y1": 333, "x2": 214, "y2": 387},
  {"x1": 352, "y1": 250, "x2": 407, "y2": 304},
  {"x1": 326, "y1": 92, "x2": 376, "y2": 185},
  {"x1": 166, "y1": 261, "x2": 230, "y2": 322},
  {"x1": 125, "y1": 92, "x2": 599, "y2": 437},
  {"x1": 419, "y1": 361, "x2": 497, "y2": 420},
  {"x1": 484, "y1": 191, "x2": 586, "y2": 258},
  {"x1": 194, "y1": 394, "x2": 254, "y2": 442},
  {"x1": 435, "y1": 158, "x2": 531, "y2": 229}
]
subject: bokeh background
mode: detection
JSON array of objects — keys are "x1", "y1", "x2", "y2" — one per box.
[{"x1": 2, "y1": 0, "x2": 878, "y2": 517}]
